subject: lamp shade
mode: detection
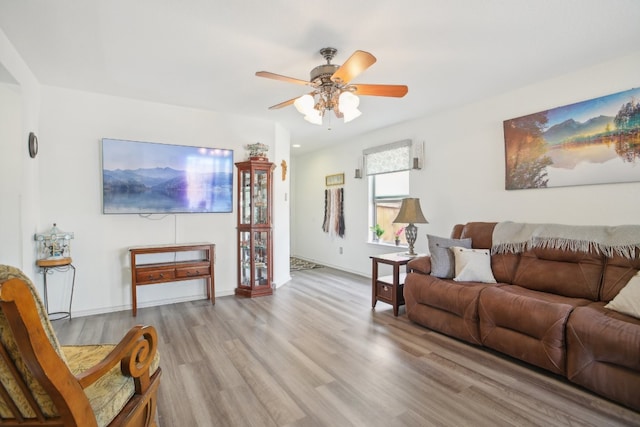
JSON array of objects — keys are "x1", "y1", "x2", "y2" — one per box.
[
  {"x1": 339, "y1": 91, "x2": 362, "y2": 123},
  {"x1": 393, "y1": 198, "x2": 428, "y2": 224},
  {"x1": 304, "y1": 110, "x2": 322, "y2": 125},
  {"x1": 294, "y1": 94, "x2": 315, "y2": 115},
  {"x1": 295, "y1": 94, "x2": 323, "y2": 125}
]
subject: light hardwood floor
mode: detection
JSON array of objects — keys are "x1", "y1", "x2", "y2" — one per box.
[{"x1": 53, "y1": 267, "x2": 640, "y2": 427}]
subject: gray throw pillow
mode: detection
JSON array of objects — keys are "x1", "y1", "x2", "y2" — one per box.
[{"x1": 427, "y1": 234, "x2": 472, "y2": 278}]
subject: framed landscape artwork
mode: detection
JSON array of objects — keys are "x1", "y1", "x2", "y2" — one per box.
[{"x1": 503, "y1": 87, "x2": 640, "y2": 190}]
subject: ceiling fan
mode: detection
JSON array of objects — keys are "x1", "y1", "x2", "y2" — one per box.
[{"x1": 256, "y1": 47, "x2": 408, "y2": 125}]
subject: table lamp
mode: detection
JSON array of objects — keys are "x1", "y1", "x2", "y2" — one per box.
[{"x1": 392, "y1": 198, "x2": 428, "y2": 256}]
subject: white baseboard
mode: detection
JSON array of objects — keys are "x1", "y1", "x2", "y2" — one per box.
[{"x1": 67, "y1": 290, "x2": 235, "y2": 319}]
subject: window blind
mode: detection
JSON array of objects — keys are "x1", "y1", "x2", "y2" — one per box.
[{"x1": 364, "y1": 139, "x2": 412, "y2": 175}]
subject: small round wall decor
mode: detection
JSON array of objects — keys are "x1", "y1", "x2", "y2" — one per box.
[{"x1": 28, "y1": 132, "x2": 38, "y2": 158}]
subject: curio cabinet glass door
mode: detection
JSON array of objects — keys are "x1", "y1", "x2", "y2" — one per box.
[{"x1": 235, "y1": 159, "x2": 274, "y2": 297}]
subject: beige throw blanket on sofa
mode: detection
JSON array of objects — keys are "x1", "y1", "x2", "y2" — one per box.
[{"x1": 492, "y1": 221, "x2": 640, "y2": 259}]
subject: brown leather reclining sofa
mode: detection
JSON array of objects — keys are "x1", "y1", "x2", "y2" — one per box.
[{"x1": 404, "y1": 222, "x2": 640, "y2": 411}]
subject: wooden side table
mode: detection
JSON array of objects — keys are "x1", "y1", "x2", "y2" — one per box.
[{"x1": 370, "y1": 252, "x2": 413, "y2": 317}]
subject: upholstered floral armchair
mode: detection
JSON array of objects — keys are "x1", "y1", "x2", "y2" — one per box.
[{"x1": 0, "y1": 265, "x2": 161, "y2": 426}]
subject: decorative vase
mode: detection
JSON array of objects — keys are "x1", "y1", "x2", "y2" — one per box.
[{"x1": 246, "y1": 142, "x2": 269, "y2": 161}]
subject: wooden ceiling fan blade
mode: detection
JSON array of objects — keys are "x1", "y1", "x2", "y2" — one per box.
[
  {"x1": 268, "y1": 97, "x2": 298, "y2": 110},
  {"x1": 352, "y1": 84, "x2": 408, "y2": 97},
  {"x1": 330, "y1": 50, "x2": 376, "y2": 85},
  {"x1": 256, "y1": 71, "x2": 310, "y2": 86}
]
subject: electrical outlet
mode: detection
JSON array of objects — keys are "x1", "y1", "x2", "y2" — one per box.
[{"x1": 339, "y1": 247, "x2": 343, "y2": 254}]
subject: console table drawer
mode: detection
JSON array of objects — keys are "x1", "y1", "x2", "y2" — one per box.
[
  {"x1": 176, "y1": 262, "x2": 210, "y2": 279},
  {"x1": 136, "y1": 268, "x2": 176, "y2": 283}
]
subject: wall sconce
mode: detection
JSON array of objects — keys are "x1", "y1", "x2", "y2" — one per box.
[
  {"x1": 354, "y1": 155, "x2": 364, "y2": 179},
  {"x1": 412, "y1": 141, "x2": 424, "y2": 170}
]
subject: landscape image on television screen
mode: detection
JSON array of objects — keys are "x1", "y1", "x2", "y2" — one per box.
[{"x1": 102, "y1": 138, "x2": 233, "y2": 214}]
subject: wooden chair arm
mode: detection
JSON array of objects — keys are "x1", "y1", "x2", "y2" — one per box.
[{"x1": 76, "y1": 325, "x2": 158, "y2": 394}]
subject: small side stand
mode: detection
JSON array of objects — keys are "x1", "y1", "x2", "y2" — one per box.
[{"x1": 37, "y1": 257, "x2": 76, "y2": 320}]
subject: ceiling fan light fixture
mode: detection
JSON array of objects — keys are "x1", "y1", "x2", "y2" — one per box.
[
  {"x1": 294, "y1": 94, "x2": 315, "y2": 115},
  {"x1": 257, "y1": 47, "x2": 408, "y2": 126},
  {"x1": 304, "y1": 109, "x2": 323, "y2": 125},
  {"x1": 339, "y1": 91, "x2": 361, "y2": 123},
  {"x1": 295, "y1": 94, "x2": 323, "y2": 125},
  {"x1": 343, "y1": 108, "x2": 362, "y2": 123}
]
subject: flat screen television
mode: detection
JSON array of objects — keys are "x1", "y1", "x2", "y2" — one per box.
[{"x1": 101, "y1": 138, "x2": 234, "y2": 214}]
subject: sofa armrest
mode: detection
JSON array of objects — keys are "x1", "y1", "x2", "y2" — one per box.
[{"x1": 408, "y1": 256, "x2": 431, "y2": 275}]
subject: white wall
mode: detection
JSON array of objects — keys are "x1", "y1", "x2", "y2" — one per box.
[
  {"x1": 0, "y1": 27, "x2": 41, "y2": 274},
  {"x1": 292, "y1": 51, "x2": 640, "y2": 278},
  {"x1": 0, "y1": 82, "x2": 22, "y2": 267},
  {"x1": 272, "y1": 123, "x2": 291, "y2": 287},
  {"x1": 36, "y1": 86, "x2": 289, "y2": 316}
]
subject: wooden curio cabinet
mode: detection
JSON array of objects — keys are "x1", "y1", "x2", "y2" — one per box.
[{"x1": 235, "y1": 159, "x2": 275, "y2": 297}]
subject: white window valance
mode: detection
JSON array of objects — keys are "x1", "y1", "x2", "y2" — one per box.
[{"x1": 364, "y1": 139, "x2": 412, "y2": 175}]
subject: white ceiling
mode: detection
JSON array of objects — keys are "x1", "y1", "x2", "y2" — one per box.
[{"x1": 1, "y1": 1, "x2": 639, "y2": 155}]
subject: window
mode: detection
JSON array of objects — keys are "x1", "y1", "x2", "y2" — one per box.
[
  {"x1": 370, "y1": 171, "x2": 409, "y2": 244},
  {"x1": 364, "y1": 140, "x2": 412, "y2": 244}
]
